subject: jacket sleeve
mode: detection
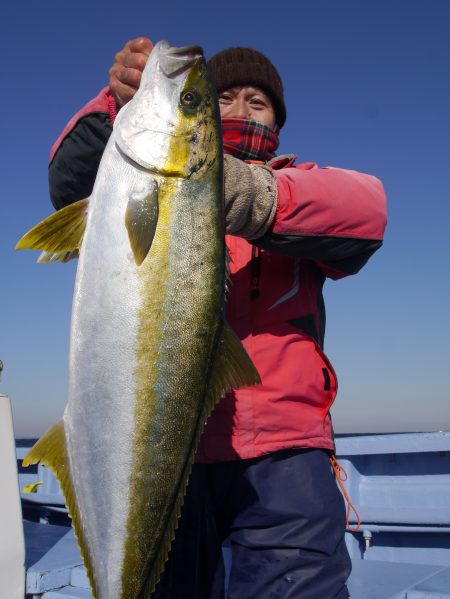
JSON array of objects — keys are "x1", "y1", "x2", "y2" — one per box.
[
  {"x1": 48, "y1": 87, "x2": 118, "y2": 210},
  {"x1": 255, "y1": 163, "x2": 387, "y2": 279}
]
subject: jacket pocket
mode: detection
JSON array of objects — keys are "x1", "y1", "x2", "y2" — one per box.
[
  {"x1": 284, "y1": 321, "x2": 338, "y2": 418},
  {"x1": 315, "y1": 342, "x2": 338, "y2": 418}
]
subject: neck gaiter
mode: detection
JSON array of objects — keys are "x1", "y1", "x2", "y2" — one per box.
[{"x1": 221, "y1": 117, "x2": 279, "y2": 162}]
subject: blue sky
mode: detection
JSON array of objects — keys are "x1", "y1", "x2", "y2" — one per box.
[{"x1": 2, "y1": 1, "x2": 449, "y2": 437}]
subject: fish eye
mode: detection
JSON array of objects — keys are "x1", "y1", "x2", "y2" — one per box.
[{"x1": 180, "y1": 89, "x2": 200, "y2": 109}]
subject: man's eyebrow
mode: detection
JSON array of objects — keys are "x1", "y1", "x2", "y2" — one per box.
[
  {"x1": 220, "y1": 86, "x2": 244, "y2": 94},
  {"x1": 247, "y1": 89, "x2": 270, "y2": 99}
]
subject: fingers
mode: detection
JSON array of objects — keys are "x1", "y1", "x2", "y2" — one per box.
[
  {"x1": 111, "y1": 63, "x2": 142, "y2": 90},
  {"x1": 122, "y1": 51, "x2": 148, "y2": 71},
  {"x1": 127, "y1": 36, "x2": 154, "y2": 56},
  {"x1": 109, "y1": 62, "x2": 137, "y2": 107},
  {"x1": 109, "y1": 37, "x2": 154, "y2": 107}
]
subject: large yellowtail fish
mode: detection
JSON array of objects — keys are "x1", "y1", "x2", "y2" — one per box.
[{"x1": 17, "y1": 41, "x2": 260, "y2": 599}]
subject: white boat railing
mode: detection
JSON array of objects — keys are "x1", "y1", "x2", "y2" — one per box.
[{"x1": 0, "y1": 394, "x2": 25, "y2": 599}]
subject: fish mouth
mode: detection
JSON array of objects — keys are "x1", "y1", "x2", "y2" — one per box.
[
  {"x1": 166, "y1": 44, "x2": 203, "y2": 57},
  {"x1": 159, "y1": 42, "x2": 204, "y2": 78}
]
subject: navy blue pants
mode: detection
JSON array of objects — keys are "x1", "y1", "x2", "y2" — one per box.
[{"x1": 152, "y1": 449, "x2": 351, "y2": 599}]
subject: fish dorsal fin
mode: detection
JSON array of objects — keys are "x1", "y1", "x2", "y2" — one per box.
[
  {"x1": 206, "y1": 321, "x2": 261, "y2": 414},
  {"x1": 225, "y1": 245, "x2": 232, "y2": 295},
  {"x1": 125, "y1": 179, "x2": 159, "y2": 266},
  {"x1": 23, "y1": 422, "x2": 99, "y2": 599},
  {"x1": 137, "y1": 321, "x2": 260, "y2": 599},
  {"x1": 16, "y1": 199, "x2": 89, "y2": 262}
]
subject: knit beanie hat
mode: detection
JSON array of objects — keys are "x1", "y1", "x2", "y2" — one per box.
[{"x1": 207, "y1": 47, "x2": 286, "y2": 129}]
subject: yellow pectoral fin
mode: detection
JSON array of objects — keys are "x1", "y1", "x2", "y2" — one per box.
[
  {"x1": 23, "y1": 421, "x2": 98, "y2": 598},
  {"x1": 125, "y1": 179, "x2": 159, "y2": 266},
  {"x1": 206, "y1": 322, "x2": 261, "y2": 416},
  {"x1": 16, "y1": 199, "x2": 89, "y2": 261}
]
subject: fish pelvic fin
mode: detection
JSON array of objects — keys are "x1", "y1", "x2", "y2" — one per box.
[
  {"x1": 16, "y1": 198, "x2": 89, "y2": 263},
  {"x1": 125, "y1": 179, "x2": 159, "y2": 266},
  {"x1": 23, "y1": 422, "x2": 99, "y2": 599},
  {"x1": 37, "y1": 249, "x2": 80, "y2": 263}
]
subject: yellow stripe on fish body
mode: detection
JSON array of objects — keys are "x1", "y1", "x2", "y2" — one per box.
[{"x1": 121, "y1": 63, "x2": 224, "y2": 597}]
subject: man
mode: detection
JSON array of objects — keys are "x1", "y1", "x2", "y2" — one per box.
[{"x1": 49, "y1": 37, "x2": 387, "y2": 598}]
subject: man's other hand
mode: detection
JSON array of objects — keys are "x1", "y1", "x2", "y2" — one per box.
[{"x1": 109, "y1": 37, "x2": 154, "y2": 107}]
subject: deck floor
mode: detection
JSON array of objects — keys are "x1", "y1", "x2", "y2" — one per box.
[
  {"x1": 23, "y1": 520, "x2": 70, "y2": 571},
  {"x1": 24, "y1": 525, "x2": 450, "y2": 599}
]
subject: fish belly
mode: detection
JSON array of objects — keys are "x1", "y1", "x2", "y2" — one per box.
[
  {"x1": 65, "y1": 138, "x2": 152, "y2": 597},
  {"x1": 64, "y1": 137, "x2": 223, "y2": 598}
]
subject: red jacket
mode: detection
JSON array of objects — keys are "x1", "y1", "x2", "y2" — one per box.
[{"x1": 48, "y1": 87, "x2": 387, "y2": 462}]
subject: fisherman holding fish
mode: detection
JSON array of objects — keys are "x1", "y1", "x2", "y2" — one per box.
[{"x1": 43, "y1": 37, "x2": 386, "y2": 599}]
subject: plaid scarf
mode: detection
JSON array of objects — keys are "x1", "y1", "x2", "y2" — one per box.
[{"x1": 221, "y1": 118, "x2": 280, "y2": 162}]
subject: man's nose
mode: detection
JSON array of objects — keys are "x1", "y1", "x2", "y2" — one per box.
[{"x1": 230, "y1": 98, "x2": 250, "y2": 119}]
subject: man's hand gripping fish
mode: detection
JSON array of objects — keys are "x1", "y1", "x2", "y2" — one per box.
[{"x1": 17, "y1": 41, "x2": 260, "y2": 599}]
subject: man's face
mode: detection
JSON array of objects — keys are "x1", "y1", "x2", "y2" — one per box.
[{"x1": 218, "y1": 86, "x2": 276, "y2": 129}]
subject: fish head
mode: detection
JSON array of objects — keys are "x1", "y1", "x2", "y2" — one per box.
[{"x1": 114, "y1": 40, "x2": 221, "y2": 179}]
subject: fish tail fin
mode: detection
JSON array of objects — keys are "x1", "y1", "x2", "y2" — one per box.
[
  {"x1": 23, "y1": 422, "x2": 99, "y2": 599},
  {"x1": 16, "y1": 198, "x2": 89, "y2": 263},
  {"x1": 136, "y1": 321, "x2": 260, "y2": 598}
]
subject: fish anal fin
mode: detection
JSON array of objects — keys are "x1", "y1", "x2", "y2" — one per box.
[
  {"x1": 22, "y1": 421, "x2": 66, "y2": 469},
  {"x1": 125, "y1": 179, "x2": 159, "y2": 266},
  {"x1": 23, "y1": 422, "x2": 99, "y2": 599},
  {"x1": 16, "y1": 199, "x2": 89, "y2": 262}
]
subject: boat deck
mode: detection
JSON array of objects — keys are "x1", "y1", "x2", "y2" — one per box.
[
  {"x1": 24, "y1": 526, "x2": 450, "y2": 599},
  {"x1": 21, "y1": 432, "x2": 450, "y2": 598}
]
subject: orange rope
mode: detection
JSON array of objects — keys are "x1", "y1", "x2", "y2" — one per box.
[{"x1": 330, "y1": 454, "x2": 361, "y2": 532}]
